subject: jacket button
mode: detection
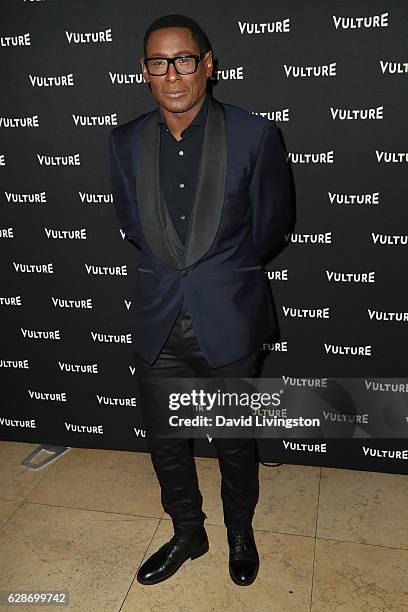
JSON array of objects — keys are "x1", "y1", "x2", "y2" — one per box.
[{"x1": 181, "y1": 270, "x2": 188, "y2": 277}]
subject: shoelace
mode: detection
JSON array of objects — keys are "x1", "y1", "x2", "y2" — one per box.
[
  {"x1": 164, "y1": 532, "x2": 200, "y2": 556},
  {"x1": 229, "y1": 529, "x2": 252, "y2": 553},
  {"x1": 160, "y1": 534, "x2": 180, "y2": 558}
]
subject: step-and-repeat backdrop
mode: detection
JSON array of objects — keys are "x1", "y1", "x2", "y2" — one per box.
[{"x1": 1, "y1": 1, "x2": 407, "y2": 474}]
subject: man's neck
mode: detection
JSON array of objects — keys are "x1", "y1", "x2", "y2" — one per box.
[{"x1": 159, "y1": 93, "x2": 207, "y2": 141}]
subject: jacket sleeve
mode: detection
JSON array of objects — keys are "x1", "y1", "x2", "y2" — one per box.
[
  {"x1": 108, "y1": 129, "x2": 141, "y2": 249},
  {"x1": 248, "y1": 120, "x2": 294, "y2": 262}
]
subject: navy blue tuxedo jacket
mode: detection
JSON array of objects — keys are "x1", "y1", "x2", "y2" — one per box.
[{"x1": 109, "y1": 93, "x2": 294, "y2": 367}]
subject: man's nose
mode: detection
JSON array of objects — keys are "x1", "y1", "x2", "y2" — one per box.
[{"x1": 165, "y1": 62, "x2": 180, "y2": 81}]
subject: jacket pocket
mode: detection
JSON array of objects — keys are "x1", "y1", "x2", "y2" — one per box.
[
  {"x1": 223, "y1": 265, "x2": 263, "y2": 271},
  {"x1": 138, "y1": 266, "x2": 155, "y2": 274}
]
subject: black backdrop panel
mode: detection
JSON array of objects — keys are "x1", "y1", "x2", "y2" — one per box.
[{"x1": 1, "y1": 1, "x2": 407, "y2": 473}]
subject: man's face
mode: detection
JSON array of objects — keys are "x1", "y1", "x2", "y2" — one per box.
[{"x1": 140, "y1": 27, "x2": 212, "y2": 114}]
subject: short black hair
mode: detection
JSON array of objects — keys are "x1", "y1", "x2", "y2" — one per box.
[{"x1": 143, "y1": 14, "x2": 211, "y2": 56}]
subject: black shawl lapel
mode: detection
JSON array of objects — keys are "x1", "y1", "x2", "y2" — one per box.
[{"x1": 135, "y1": 94, "x2": 227, "y2": 270}]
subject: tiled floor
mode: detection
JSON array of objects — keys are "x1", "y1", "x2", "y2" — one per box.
[{"x1": 0, "y1": 441, "x2": 407, "y2": 611}]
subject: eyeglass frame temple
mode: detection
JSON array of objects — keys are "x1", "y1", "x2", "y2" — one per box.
[{"x1": 143, "y1": 53, "x2": 205, "y2": 75}]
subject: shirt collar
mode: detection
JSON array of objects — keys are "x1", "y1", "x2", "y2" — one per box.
[{"x1": 158, "y1": 91, "x2": 209, "y2": 127}]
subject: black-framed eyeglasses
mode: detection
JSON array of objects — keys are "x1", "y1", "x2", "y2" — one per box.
[{"x1": 143, "y1": 53, "x2": 205, "y2": 76}]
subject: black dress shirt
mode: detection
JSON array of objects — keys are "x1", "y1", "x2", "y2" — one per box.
[{"x1": 158, "y1": 91, "x2": 209, "y2": 245}]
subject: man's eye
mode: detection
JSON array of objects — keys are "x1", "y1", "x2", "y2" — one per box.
[{"x1": 152, "y1": 60, "x2": 165, "y2": 65}]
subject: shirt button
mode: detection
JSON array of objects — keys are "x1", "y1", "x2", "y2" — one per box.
[
  {"x1": 181, "y1": 270, "x2": 188, "y2": 277},
  {"x1": 180, "y1": 215, "x2": 186, "y2": 220},
  {"x1": 179, "y1": 183, "x2": 184, "y2": 189},
  {"x1": 178, "y1": 150, "x2": 184, "y2": 156}
]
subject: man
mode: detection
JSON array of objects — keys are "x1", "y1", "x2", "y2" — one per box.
[{"x1": 109, "y1": 14, "x2": 293, "y2": 586}]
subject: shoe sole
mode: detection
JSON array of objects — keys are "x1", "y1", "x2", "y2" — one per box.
[
  {"x1": 229, "y1": 562, "x2": 259, "y2": 586},
  {"x1": 137, "y1": 540, "x2": 209, "y2": 586}
]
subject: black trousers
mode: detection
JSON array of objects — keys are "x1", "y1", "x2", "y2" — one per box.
[{"x1": 133, "y1": 302, "x2": 261, "y2": 535}]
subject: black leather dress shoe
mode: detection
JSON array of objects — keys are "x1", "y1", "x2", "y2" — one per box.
[
  {"x1": 227, "y1": 525, "x2": 259, "y2": 586},
  {"x1": 137, "y1": 526, "x2": 209, "y2": 585}
]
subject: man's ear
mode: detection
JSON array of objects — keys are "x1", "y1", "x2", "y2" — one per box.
[
  {"x1": 139, "y1": 57, "x2": 149, "y2": 82},
  {"x1": 205, "y1": 50, "x2": 213, "y2": 76}
]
